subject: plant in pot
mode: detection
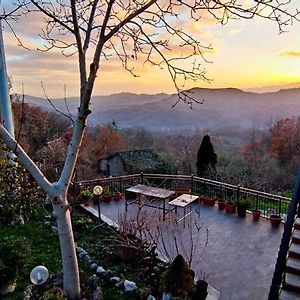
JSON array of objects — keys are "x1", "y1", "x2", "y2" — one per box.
[
  {"x1": 225, "y1": 199, "x2": 236, "y2": 214},
  {"x1": 269, "y1": 214, "x2": 282, "y2": 228},
  {"x1": 217, "y1": 198, "x2": 226, "y2": 210},
  {"x1": 114, "y1": 190, "x2": 122, "y2": 201},
  {"x1": 252, "y1": 209, "x2": 261, "y2": 221},
  {"x1": 236, "y1": 199, "x2": 251, "y2": 218},
  {"x1": 102, "y1": 187, "x2": 113, "y2": 202},
  {"x1": 79, "y1": 188, "x2": 93, "y2": 206},
  {"x1": 202, "y1": 195, "x2": 215, "y2": 207}
]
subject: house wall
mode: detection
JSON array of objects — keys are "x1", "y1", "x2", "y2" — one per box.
[{"x1": 108, "y1": 156, "x2": 126, "y2": 176}]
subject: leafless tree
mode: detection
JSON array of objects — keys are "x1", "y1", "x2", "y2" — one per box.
[{"x1": 0, "y1": 1, "x2": 299, "y2": 298}]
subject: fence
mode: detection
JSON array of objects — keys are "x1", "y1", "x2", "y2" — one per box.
[{"x1": 76, "y1": 173, "x2": 291, "y2": 218}]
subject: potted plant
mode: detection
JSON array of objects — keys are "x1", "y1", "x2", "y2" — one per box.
[
  {"x1": 102, "y1": 187, "x2": 113, "y2": 202},
  {"x1": 79, "y1": 188, "x2": 93, "y2": 206},
  {"x1": 217, "y1": 198, "x2": 226, "y2": 210},
  {"x1": 236, "y1": 199, "x2": 251, "y2": 217},
  {"x1": 114, "y1": 191, "x2": 122, "y2": 201},
  {"x1": 252, "y1": 209, "x2": 261, "y2": 221},
  {"x1": 202, "y1": 195, "x2": 216, "y2": 207},
  {"x1": 225, "y1": 200, "x2": 236, "y2": 214},
  {"x1": 269, "y1": 214, "x2": 282, "y2": 228}
]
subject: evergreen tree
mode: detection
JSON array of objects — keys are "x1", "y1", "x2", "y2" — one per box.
[{"x1": 196, "y1": 135, "x2": 217, "y2": 177}]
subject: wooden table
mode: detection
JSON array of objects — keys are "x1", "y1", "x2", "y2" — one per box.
[
  {"x1": 168, "y1": 194, "x2": 199, "y2": 226},
  {"x1": 125, "y1": 184, "x2": 175, "y2": 220}
]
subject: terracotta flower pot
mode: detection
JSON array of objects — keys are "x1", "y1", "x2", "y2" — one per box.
[
  {"x1": 252, "y1": 210, "x2": 261, "y2": 221},
  {"x1": 225, "y1": 201, "x2": 236, "y2": 214},
  {"x1": 270, "y1": 214, "x2": 282, "y2": 228},
  {"x1": 83, "y1": 199, "x2": 90, "y2": 206},
  {"x1": 217, "y1": 199, "x2": 226, "y2": 210},
  {"x1": 114, "y1": 192, "x2": 122, "y2": 201},
  {"x1": 203, "y1": 197, "x2": 215, "y2": 207}
]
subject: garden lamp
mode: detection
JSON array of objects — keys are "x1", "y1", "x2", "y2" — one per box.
[
  {"x1": 30, "y1": 265, "x2": 49, "y2": 285},
  {"x1": 93, "y1": 185, "x2": 103, "y2": 222}
]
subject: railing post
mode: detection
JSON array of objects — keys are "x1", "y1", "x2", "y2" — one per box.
[
  {"x1": 119, "y1": 178, "x2": 122, "y2": 193},
  {"x1": 141, "y1": 172, "x2": 144, "y2": 184},
  {"x1": 256, "y1": 193, "x2": 259, "y2": 211},
  {"x1": 279, "y1": 197, "x2": 282, "y2": 215},
  {"x1": 237, "y1": 185, "x2": 240, "y2": 202},
  {"x1": 191, "y1": 174, "x2": 194, "y2": 194}
]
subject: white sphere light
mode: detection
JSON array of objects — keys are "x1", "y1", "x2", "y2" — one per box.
[
  {"x1": 93, "y1": 185, "x2": 103, "y2": 196},
  {"x1": 30, "y1": 266, "x2": 49, "y2": 285}
]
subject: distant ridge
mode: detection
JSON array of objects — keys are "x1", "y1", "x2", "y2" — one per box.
[{"x1": 23, "y1": 87, "x2": 300, "y2": 131}]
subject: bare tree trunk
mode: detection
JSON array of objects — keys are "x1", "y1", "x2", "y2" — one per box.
[{"x1": 53, "y1": 198, "x2": 80, "y2": 300}]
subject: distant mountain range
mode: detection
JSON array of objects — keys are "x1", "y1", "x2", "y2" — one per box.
[{"x1": 22, "y1": 87, "x2": 300, "y2": 131}]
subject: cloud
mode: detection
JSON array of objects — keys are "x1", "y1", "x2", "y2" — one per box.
[{"x1": 279, "y1": 51, "x2": 300, "y2": 57}]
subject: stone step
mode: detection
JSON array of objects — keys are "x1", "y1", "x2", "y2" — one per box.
[
  {"x1": 293, "y1": 231, "x2": 300, "y2": 244},
  {"x1": 283, "y1": 273, "x2": 300, "y2": 294},
  {"x1": 295, "y1": 218, "x2": 300, "y2": 231},
  {"x1": 286, "y1": 258, "x2": 300, "y2": 275},
  {"x1": 289, "y1": 244, "x2": 300, "y2": 260},
  {"x1": 280, "y1": 289, "x2": 300, "y2": 299}
]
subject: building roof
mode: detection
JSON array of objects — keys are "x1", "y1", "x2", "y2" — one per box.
[{"x1": 103, "y1": 149, "x2": 162, "y2": 172}]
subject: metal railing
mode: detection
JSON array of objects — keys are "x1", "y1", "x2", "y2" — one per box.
[
  {"x1": 268, "y1": 167, "x2": 300, "y2": 299},
  {"x1": 76, "y1": 173, "x2": 291, "y2": 218}
]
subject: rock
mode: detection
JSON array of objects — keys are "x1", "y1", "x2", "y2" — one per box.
[
  {"x1": 88, "y1": 274, "x2": 98, "y2": 290},
  {"x1": 23, "y1": 285, "x2": 34, "y2": 300},
  {"x1": 90, "y1": 263, "x2": 98, "y2": 270},
  {"x1": 96, "y1": 266, "x2": 106, "y2": 275},
  {"x1": 92, "y1": 286, "x2": 103, "y2": 300},
  {"x1": 51, "y1": 226, "x2": 58, "y2": 233},
  {"x1": 83, "y1": 255, "x2": 92, "y2": 263},
  {"x1": 44, "y1": 221, "x2": 51, "y2": 228},
  {"x1": 103, "y1": 269, "x2": 113, "y2": 279},
  {"x1": 147, "y1": 295, "x2": 156, "y2": 300},
  {"x1": 110, "y1": 276, "x2": 121, "y2": 284},
  {"x1": 162, "y1": 292, "x2": 171, "y2": 300},
  {"x1": 124, "y1": 279, "x2": 137, "y2": 292},
  {"x1": 76, "y1": 247, "x2": 84, "y2": 253},
  {"x1": 79, "y1": 251, "x2": 88, "y2": 260},
  {"x1": 0, "y1": 280, "x2": 17, "y2": 295}
]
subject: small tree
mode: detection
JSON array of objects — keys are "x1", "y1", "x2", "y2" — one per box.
[
  {"x1": 0, "y1": 1, "x2": 299, "y2": 299},
  {"x1": 196, "y1": 135, "x2": 217, "y2": 177}
]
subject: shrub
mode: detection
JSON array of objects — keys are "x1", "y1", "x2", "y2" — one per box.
[
  {"x1": 79, "y1": 188, "x2": 93, "y2": 200},
  {"x1": 160, "y1": 254, "x2": 196, "y2": 297},
  {"x1": 0, "y1": 147, "x2": 44, "y2": 226},
  {"x1": 0, "y1": 236, "x2": 32, "y2": 284}
]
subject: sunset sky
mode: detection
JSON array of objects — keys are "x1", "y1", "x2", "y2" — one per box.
[{"x1": 2, "y1": 1, "x2": 300, "y2": 98}]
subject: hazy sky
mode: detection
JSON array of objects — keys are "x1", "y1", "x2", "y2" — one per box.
[{"x1": 3, "y1": 1, "x2": 300, "y2": 98}]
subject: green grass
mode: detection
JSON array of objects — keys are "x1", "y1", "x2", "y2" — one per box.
[
  {"x1": 0, "y1": 221, "x2": 61, "y2": 300},
  {"x1": 1, "y1": 212, "x2": 164, "y2": 300}
]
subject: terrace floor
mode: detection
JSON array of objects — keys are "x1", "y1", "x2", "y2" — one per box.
[{"x1": 86, "y1": 198, "x2": 283, "y2": 300}]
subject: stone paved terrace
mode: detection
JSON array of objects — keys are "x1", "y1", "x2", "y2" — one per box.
[{"x1": 86, "y1": 198, "x2": 284, "y2": 300}]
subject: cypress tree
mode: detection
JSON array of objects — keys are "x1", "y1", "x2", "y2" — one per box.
[{"x1": 196, "y1": 135, "x2": 217, "y2": 177}]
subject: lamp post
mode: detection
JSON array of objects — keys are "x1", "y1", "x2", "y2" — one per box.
[{"x1": 93, "y1": 185, "x2": 103, "y2": 222}]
